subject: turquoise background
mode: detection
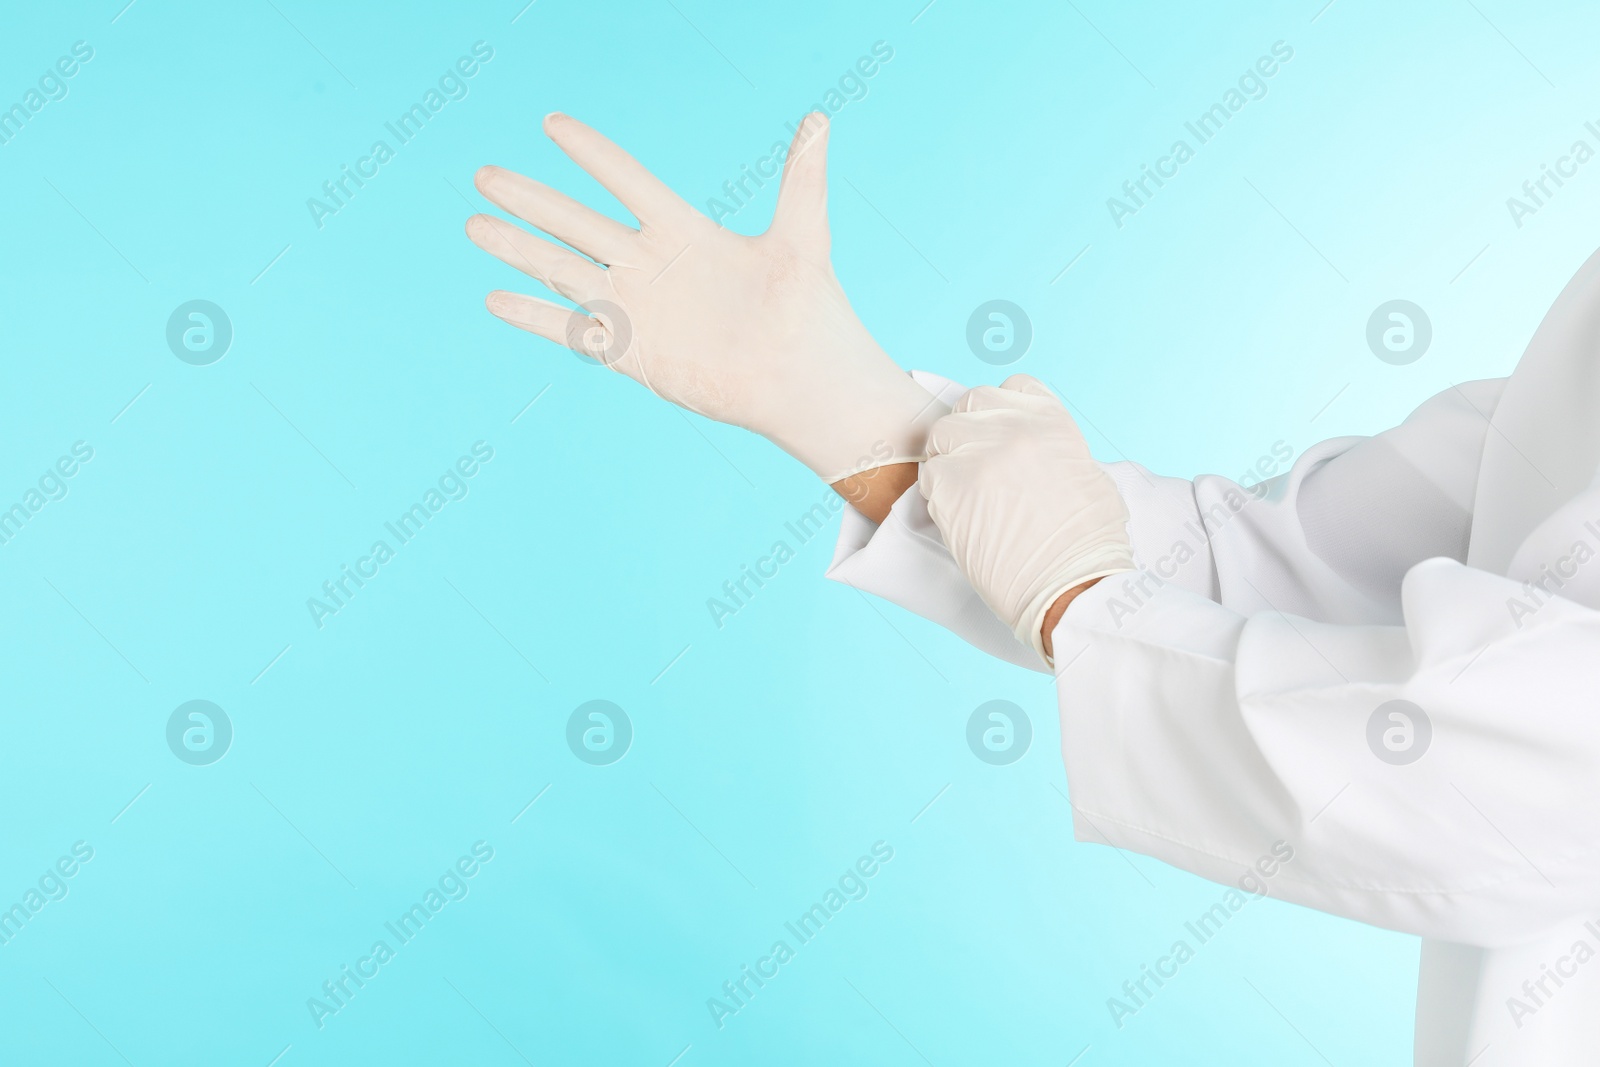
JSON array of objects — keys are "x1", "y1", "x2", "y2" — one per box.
[{"x1": 1, "y1": 0, "x2": 1596, "y2": 1063}]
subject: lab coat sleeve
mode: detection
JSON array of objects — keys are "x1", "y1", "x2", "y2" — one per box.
[
  {"x1": 826, "y1": 375, "x2": 1505, "y2": 658},
  {"x1": 1170, "y1": 378, "x2": 1508, "y2": 624},
  {"x1": 1054, "y1": 379, "x2": 1600, "y2": 947},
  {"x1": 831, "y1": 372, "x2": 1600, "y2": 942},
  {"x1": 1055, "y1": 553, "x2": 1600, "y2": 947}
]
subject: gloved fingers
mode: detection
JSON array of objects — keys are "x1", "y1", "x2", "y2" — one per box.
[
  {"x1": 474, "y1": 165, "x2": 636, "y2": 266},
  {"x1": 484, "y1": 291, "x2": 629, "y2": 368},
  {"x1": 954, "y1": 381, "x2": 1090, "y2": 443},
  {"x1": 768, "y1": 112, "x2": 830, "y2": 250},
  {"x1": 953, "y1": 385, "x2": 1022, "y2": 415},
  {"x1": 915, "y1": 450, "x2": 942, "y2": 502},
  {"x1": 953, "y1": 382, "x2": 1061, "y2": 416},
  {"x1": 484, "y1": 291, "x2": 574, "y2": 344},
  {"x1": 927, "y1": 406, "x2": 1097, "y2": 463},
  {"x1": 915, "y1": 450, "x2": 980, "y2": 511},
  {"x1": 999, "y1": 373, "x2": 1056, "y2": 399},
  {"x1": 947, "y1": 377, "x2": 1062, "y2": 419},
  {"x1": 1005, "y1": 377, "x2": 1093, "y2": 442},
  {"x1": 925, "y1": 408, "x2": 1020, "y2": 457},
  {"x1": 924, "y1": 412, "x2": 966, "y2": 458},
  {"x1": 543, "y1": 112, "x2": 697, "y2": 231},
  {"x1": 467, "y1": 214, "x2": 610, "y2": 305}
]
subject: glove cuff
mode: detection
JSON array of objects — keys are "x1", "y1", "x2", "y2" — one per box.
[
  {"x1": 792, "y1": 372, "x2": 950, "y2": 484},
  {"x1": 1018, "y1": 553, "x2": 1135, "y2": 668}
]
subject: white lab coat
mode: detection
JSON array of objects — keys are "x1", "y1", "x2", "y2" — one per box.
[{"x1": 827, "y1": 250, "x2": 1600, "y2": 1064}]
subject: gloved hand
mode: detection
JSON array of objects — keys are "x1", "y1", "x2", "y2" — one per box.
[
  {"x1": 466, "y1": 111, "x2": 946, "y2": 483},
  {"x1": 919, "y1": 374, "x2": 1134, "y2": 666}
]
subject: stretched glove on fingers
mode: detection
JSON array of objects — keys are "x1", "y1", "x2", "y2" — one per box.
[
  {"x1": 466, "y1": 111, "x2": 945, "y2": 483},
  {"x1": 918, "y1": 374, "x2": 1135, "y2": 666}
]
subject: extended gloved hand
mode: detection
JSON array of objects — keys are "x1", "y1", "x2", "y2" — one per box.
[
  {"x1": 919, "y1": 374, "x2": 1134, "y2": 666},
  {"x1": 466, "y1": 111, "x2": 945, "y2": 483}
]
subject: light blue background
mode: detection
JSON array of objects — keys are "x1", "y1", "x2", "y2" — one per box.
[{"x1": 1, "y1": 0, "x2": 1595, "y2": 1063}]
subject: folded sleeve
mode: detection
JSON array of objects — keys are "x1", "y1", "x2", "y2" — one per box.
[
  {"x1": 825, "y1": 371, "x2": 1036, "y2": 669},
  {"x1": 1055, "y1": 552, "x2": 1600, "y2": 946},
  {"x1": 826, "y1": 469, "x2": 1042, "y2": 670}
]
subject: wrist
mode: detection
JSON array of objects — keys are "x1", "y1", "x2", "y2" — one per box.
[
  {"x1": 803, "y1": 370, "x2": 949, "y2": 484},
  {"x1": 1040, "y1": 577, "x2": 1104, "y2": 662},
  {"x1": 831, "y1": 462, "x2": 918, "y2": 524}
]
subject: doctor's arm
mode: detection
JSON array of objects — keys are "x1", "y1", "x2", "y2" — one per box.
[
  {"x1": 916, "y1": 374, "x2": 1600, "y2": 947},
  {"x1": 827, "y1": 373, "x2": 1509, "y2": 666},
  {"x1": 1044, "y1": 518, "x2": 1600, "y2": 947}
]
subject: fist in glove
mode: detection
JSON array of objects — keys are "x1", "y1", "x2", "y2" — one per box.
[{"x1": 918, "y1": 374, "x2": 1134, "y2": 665}]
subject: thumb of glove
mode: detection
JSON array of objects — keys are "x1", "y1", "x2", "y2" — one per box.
[{"x1": 768, "y1": 112, "x2": 831, "y2": 251}]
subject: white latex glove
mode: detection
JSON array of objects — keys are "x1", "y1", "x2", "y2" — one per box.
[
  {"x1": 466, "y1": 111, "x2": 945, "y2": 483},
  {"x1": 919, "y1": 374, "x2": 1134, "y2": 665}
]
